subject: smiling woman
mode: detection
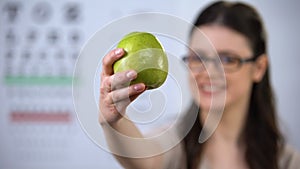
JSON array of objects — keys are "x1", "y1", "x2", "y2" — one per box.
[
  {"x1": 98, "y1": 1, "x2": 300, "y2": 169},
  {"x1": 183, "y1": 1, "x2": 300, "y2": 169}
]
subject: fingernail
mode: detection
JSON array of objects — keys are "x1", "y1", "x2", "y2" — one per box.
[
  {"x1": 126, "y1": 70, "x2": 136, "y2": 79},
  {"x1": 134, "y1": 84, "x2": 145, "y2": 92},
  {"x1": 115, "y1": 48, "x2": 122, "y2": 55}
]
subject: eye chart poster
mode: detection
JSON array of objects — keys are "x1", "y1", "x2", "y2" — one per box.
[
  {"x1": 0, "y1": 1, "x2": 185, "y2": 168},
  {"x1": 0, "y1": 1, "x2": 123, "y2": 168}
]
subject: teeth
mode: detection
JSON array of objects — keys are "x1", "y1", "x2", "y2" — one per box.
[{"x1": 202, "y1": 85, "x2": 224, "y2": 92}]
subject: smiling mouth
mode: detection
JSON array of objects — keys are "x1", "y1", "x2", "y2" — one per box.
[{"x1": 200, "y1": 84, "x2": 226, "y2": 93}]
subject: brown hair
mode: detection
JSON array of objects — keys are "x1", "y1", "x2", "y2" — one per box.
[{"x1": 183, "y1": 1, "x2": 284, "y2": 169}]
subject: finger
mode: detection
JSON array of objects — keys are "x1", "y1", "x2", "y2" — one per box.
[
  {"x1": 111, "y1": 70, "x2": 137, "y2": 90},
  {"x1": 100, "y1": 76, "x2": 112, "y2": 95},
  {"x1": 114, "y1": 99, "x2": 130, "y2": 117},
  {"x1": 108, "y1": 83, "x2": 146, "y2": 104},
  {"x1": 102, "y1": 48, "x2": 125, "y2": 76},
  {"x1": 113, "y1": 84, "x2": 146, "y2": 116},
  {"x1": 129, "y1": 92, "x2": 143, "y2": 102},
  {"x1": 129, "y1": 87, "x2": 148, "y2": 101}
]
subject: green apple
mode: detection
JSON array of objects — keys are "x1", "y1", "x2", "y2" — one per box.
[{"x1": 113, "y1": 32, "x2": 168, "y2": 90}]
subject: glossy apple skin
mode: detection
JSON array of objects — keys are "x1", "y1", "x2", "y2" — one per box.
[{"x1": 113, "y1": 32, "x2": 168, "y2": 90}]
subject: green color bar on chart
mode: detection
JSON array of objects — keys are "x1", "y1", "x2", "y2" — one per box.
[{"x1": 4, "y1": 76, "x2": 74, "y2": 86}]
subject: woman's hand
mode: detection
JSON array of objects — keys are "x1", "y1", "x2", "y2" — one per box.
[{"x1": 99, "y1": 48, "x2": 146, "y2": 125}]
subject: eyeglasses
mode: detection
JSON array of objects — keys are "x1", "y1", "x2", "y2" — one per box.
[{"x1": 182, "y1": 52, "x2": 257, "y2": 73}]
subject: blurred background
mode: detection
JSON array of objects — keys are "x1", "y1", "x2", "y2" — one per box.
[{"x1": 0, "y1": 0, "x2": 299, "y2": 168}]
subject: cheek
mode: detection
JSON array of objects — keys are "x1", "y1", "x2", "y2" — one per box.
[
  {"x1": 188, "y1": 73, "x2": 201, "y2": 103},
  {"x1": 226, "y1": 71, "x2": 254, "y2": 101}
]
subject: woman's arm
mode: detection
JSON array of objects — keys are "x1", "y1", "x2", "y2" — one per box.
[
  {"x1": 99, "y1": 48, "x2": 170, "y2": 169},
  {"x1": 101, "y1": 117, "x2": 165, "y2": 169}
]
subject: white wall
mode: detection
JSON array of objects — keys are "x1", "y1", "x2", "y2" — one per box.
[{"x1": 0, "y1": 0, "x2": 299, "y2": 168}]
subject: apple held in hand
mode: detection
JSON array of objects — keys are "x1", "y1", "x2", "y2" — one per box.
[{"x1": 113, "y1": 32, "x2": 168, "y2": 90}]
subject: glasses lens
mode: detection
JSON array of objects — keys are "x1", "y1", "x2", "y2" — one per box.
[
  {"x1": 184, "y1": 52, "x2": 255, "y2": 73},
  {"x1": 219, "y1": 54, "x2": 240, "y2": 72},
  {"x1": 183, "y1": 54, "x2": 205, "y2": 72}
]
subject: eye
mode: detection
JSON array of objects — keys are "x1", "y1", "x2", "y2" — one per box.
[
  {"x1": 188, "y1": 50, "x2": 209, "y2": 63},
  {"x1": 219, "y1": 55, "x2": 238, "y2": 64},
  {"x1": 186, "y1": 54, "x2": 203, "y2": 63}
]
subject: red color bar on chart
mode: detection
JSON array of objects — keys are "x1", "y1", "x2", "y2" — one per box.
[{"x1": 10, "y1": 111, "x2": 71, "y2": 123}]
